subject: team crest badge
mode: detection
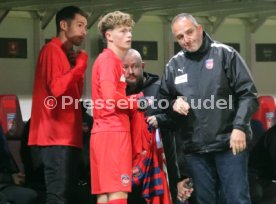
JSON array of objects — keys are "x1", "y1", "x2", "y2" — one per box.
[
  {"x1": 121, "y1": 174, "x2": 130, "y2": 186},
  {"x1": 132, "y1": 166, "x2": 142, "y2": 177},
  {"x1": 120, "y1": 74, "x2": 126, "y2": 82},
  {"x1": 205, "y1": 59, "x2": 214, "y2": 69}
]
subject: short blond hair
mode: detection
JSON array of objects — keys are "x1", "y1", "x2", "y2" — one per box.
[{"x1": 97, "y1": 11, "x2": 134, "y2": 39}]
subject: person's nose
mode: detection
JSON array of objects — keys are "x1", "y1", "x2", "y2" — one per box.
[
  {"x1": 128, "y1": 67, "x2": 134, "y2": 74},
  {"x1": 182, "y1": 34, "x2": 190, "y2": 45},
  {"x1": 127, "y1": 30, "x2": 132, "y2": 39},
  {"x1": 83, "y1": 28, "x2": 87, "y2": 36}
]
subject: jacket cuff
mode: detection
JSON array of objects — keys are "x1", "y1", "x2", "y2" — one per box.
[
  {"x1": 233, "y1": 125, "x2": 246, "y2": 133},
  {"x1": 170, "y1": 99, "x2": 176, "y2": 112}
]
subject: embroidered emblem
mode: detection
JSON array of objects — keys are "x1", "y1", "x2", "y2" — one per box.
[
  {"x1": 177, "y1": 67, "x2": 185, "y2": 73},
  {"x1": 121, "y1": 174, "x2": 130, "y2": 186},
  {"x1": 132, "y1": 166, "x2": 142, "y2": 177},
  {"x1": 205, "y1": 59, "x2": 214, "y2": 69},
  {"x1": 120, "y1": 74, "x2": 126, "y2": 82}
]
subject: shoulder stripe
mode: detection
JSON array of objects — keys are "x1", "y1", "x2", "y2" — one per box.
[{"x1": 211, "y1": 42, "x2": 233, "y2": 52}]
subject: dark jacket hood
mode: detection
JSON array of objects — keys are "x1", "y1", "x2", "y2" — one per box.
[
  {"x1": 143, "y1": 72, "x2": 159, "y2": 90},
  {"x1": 126, "y1": 72, "x2": 159, "y2": 95}
]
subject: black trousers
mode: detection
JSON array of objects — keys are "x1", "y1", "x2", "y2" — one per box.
[
  {"x1": 161, "y1": 130, "x2": 179, "y2": 204},
  {"x1": 1, "y1": 185, "x2": 37, "y2": 204},
  {"x1": 41, "y1": 146, "x2": 81, "y2": 204}
]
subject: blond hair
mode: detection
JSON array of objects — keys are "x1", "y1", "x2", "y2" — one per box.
[{"x1": 97, "y1": 11, "x2": 134, "y2": 39}]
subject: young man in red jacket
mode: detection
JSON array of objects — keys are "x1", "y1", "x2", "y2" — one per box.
[
  {"x1": 28, "y1": 6, "x2": 88, "y2": 204},
  {"x1": 90, "y1": 11, "x2": 144, "y2": 204}
]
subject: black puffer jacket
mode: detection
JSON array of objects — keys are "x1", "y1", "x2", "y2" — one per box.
[{"x1": 160, "y1": 32, "x2": 259, "y2": 154}]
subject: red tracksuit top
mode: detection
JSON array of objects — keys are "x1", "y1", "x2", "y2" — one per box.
[
  {"x1": 91, "y1": 48, "x2": 130, "y2": 133},
  {"x1": 28, "y1": 37, "x2": 83, "y2": 147}
]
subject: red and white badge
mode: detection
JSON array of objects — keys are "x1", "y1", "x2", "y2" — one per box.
[
  {"x1": 121, "y1": 174, "x2": 130, "y2": 186},
  {"x1": 205, "y1": 59, "x2": 214, "y2": 69}
]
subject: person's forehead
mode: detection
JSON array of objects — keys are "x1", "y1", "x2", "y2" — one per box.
[
  {"x1": 114, "y1": 24, "x2": 131, "y2": 29},
  {"x1": 175, "y1": 17, "x2": 194, "y2": 27},
  {"x1": 72, "y1": 14, "x2": 87, "y2": 23},
  {"x1": 125, "y1": 54, "x2": 139, "y2": 61}
]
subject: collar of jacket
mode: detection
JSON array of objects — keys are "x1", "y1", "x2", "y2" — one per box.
[
  {"x1": 143, "y1": 72, "x2": 159, "y2": 90},
  {"x1": 126, "y1": 72, "x2": 159, "y2": 95},
  {"x1": 185, "y1": 31, "x2": 213, "y2": 58}
]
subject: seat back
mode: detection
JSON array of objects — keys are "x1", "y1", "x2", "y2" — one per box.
[
  {"x1": 252, "y1": 96, "x2": 276, "y2": 131},
  {"x1": 0, "y1": 94, "x2": 23, "y2": 139},
  {"x1": 0, "y1": 94, "x2": 24, "y2": 171}
]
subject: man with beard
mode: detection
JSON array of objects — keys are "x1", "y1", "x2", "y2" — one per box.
[
  {"x1": 123, "y1": 49, "x2": 193, "y2": 204},
  {"x1": 28, "y1": 6, "x2": 88, "y2": 204}
]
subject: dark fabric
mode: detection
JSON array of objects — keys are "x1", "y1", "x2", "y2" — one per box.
[
  {"x1": 159, "y1": 32, "x2": 259, "y2": 154},
  {"x1": 143, "y1": 74, "x2": 179, "y2": 203},
  {"x1": 127, "y1": 72, "x2": 179, "y2": 203},
  {"x1": 264, "y1": 125, "x2": 276, "y2": 178},
  {"x1": 1, "y1": 185, "x2": 37, "y2": 204},
  {"x1": 21, "y1": 120, "x2": 45, "y2": 191},
  {"x1": 180, "y1": 150, "x2": 250, "y2": 204},
  {"x1": 0, "y1": 126, "x2": 38, "y2": 204},
  {"x1": 0, "y1": 192, "x2": 7, "y2": 204},
  {"x1": 41, "y1": 146, "x2": 81, "y2": 204},
  {"x1": 0, "y1": 127, "x2": 18, "y2": 181},
  {"x1": 248, "y1": 124, "x2": 276, "y2": 204},
  {"x1": 129, "y1": 92, "x2": 170, "y2": 203},
  {"x1": 21, "y1": 110, "x2": 95, "y2": 204},
  {"x1": 249, "y1": 122, "x2": 273, "y2": 180},
  {"x1": 0, "y1": 126, "x2": 17, "y2": 188}
]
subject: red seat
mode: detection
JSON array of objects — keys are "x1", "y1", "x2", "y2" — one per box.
[
  {"x1": 252, "y1": 96, "x2": 276, "y2": 131},
  {"x1": 0, "y1": 94, "x2": 23, "y2": 139},
  {"x1": 0, "y1": 94, "x2": 24, "y2": 171}
]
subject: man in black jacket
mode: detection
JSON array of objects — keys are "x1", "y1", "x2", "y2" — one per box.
[
  {"x1": 159, "y1": 13, "x2": 258, "y2": 204},
  {"x1": 0, "y1": 125, "x2": 37, "y2": 204},
  {"x1": 123, "y1": 49, "x2": 193, "y2": 204}
]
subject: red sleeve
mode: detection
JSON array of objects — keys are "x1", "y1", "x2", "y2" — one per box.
[
  {"x1": 77, "y1": 77, "x2": 84, "y2": 98},
  {"x1": 98, "y1": 56, "x2": 138, "y2": 109},
  {"x1": 41, "y1": 45, "x2": 84, "y2": 98},
  {"x1": 101, "y1": 80, "x2": 138, "y2": 109}
]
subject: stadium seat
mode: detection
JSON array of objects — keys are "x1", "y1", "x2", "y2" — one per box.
[
  {"x1": 252, "y1": 95, "x2": 276, "y2": 131},
  {"x1": 0, "y1": 94, "x2": 24, "y2": 138},
  {"x1": 0, "y1": 94, "x2": 24, "y2": 171}
]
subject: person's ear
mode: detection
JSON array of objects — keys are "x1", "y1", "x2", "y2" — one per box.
[
  {"x1": 197, "y1": 24, "x2": 203, "y2": 35},
  {"x1": 141, "y1": 62, "x2": 145, "y2": 70},
  {"x1": 105, "y1": 30, "x2": 113, "y2": 43},
  {"x1": 60, "y1": 20, "x2": 68, "y2": 31}
]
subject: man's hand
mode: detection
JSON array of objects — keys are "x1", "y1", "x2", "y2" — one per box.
[
  {"x1": 12, "y1": 172, "x2": 25, "y2": 185},
  {"x1": 146, "y1": 116, "x2": 158, "y2": 128},
  {"x1": 177, "y1": 178, "x2": 193, "y2": 202},
  {"x1": 67, "y1": 49, "x2": 77, "y2": 67},
  {"x1": 75, "y1": 50, "x2": 88, "y2": 71},
  {"x1": 72, "y1": 50, "x2": 88, "y2": 78},
  {"x1": 230, "y1": 129, "x2": 246, "y2": 155},
  {"x1": 173, "y1": 97, "x2": 190, "y2": 115}
]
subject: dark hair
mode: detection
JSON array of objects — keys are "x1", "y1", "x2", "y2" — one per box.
[{"x1": 55, "y1": 6, "x2": 88, "y2": 35}]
